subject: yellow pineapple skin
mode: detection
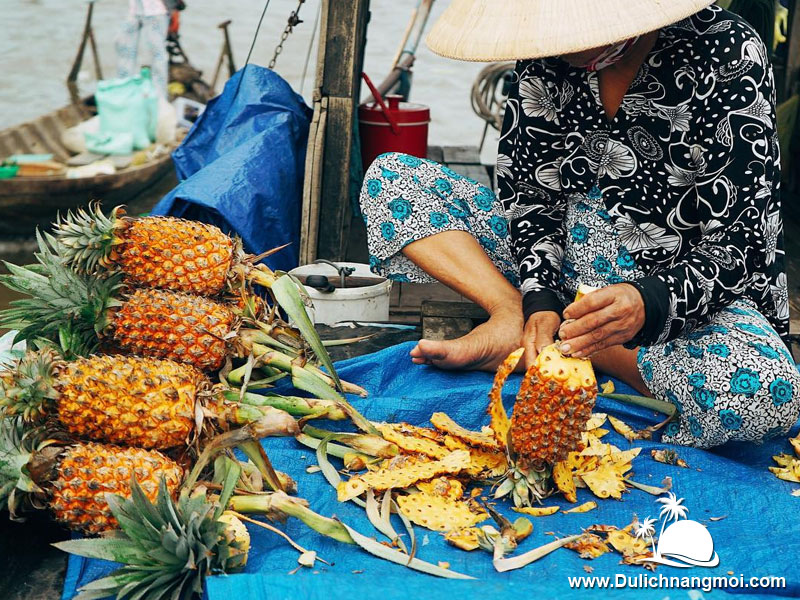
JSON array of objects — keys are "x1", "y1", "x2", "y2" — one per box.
[
  {"x1": 510, "y1": 344, "x2": 597, "y2": 468},
  {"x1": 110, "y1": 288, "x2": 235, "y2": 371},
  {"x1": 49, "y1": 443, "x2": 183, "y2": 534},
  {"x1": 111, "y1": 217, "x2": 235, "y2": 297},
  {"x1": 54, "y1": 355, "x2": 203, "y2": 449}
]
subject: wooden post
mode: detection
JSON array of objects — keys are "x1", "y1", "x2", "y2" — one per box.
[{"x1": 300, "y1": 0, "x2": 370, "y2": 263}]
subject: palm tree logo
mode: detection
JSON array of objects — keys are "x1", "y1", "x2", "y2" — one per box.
[
  {"x1": 634, "y1": 516, "x2": 657, "y2": 555},
  {"x1": 640, "y1": 492, "x2": 720, "y2": 568}
]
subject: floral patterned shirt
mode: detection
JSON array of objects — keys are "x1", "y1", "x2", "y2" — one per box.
[{"x1": 496, "y1": 5, "x2": 788, "y2": 347}]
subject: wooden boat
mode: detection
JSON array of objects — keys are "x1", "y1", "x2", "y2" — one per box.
[{"x1": 0, "y1": 99, "x2": 175, "y2": 236}]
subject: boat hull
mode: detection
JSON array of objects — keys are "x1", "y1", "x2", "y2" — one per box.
[{"x1": 0, "y1": 158, "x2": 173, "y2": 235}]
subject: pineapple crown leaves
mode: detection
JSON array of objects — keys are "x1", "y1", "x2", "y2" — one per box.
[
  {"x1": 0, "y1": 417, "x2": 50, "y2": 519},
  {"x1": 55, "y1": 476, "x2": 249, "y2": 600},
  {"x1": 53, "y1": 203, "x2": 126, "y2": 273},
  {"x1": 0, "y1": 351, "x2": 58, "y2": 422},
  {"x1": 0, "y1": 231, "x2": 123, "y2": 356}
]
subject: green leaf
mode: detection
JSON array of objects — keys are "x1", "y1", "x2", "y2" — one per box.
[
  {"x1": 338, "y1": 521, "x2": 474, "y2": 579},
  {"x1": 271, "y1": 275, "x2": 342, "y2": 391},
  {"x1": 492, "y1": 534, "x2": 581, "y2": 572},
  {"x1": 53, "y1": 538, "x2": 139, "y2": 563},
  {"x1": 215, "y1": 458, "x2": 241, "y2": 519}
]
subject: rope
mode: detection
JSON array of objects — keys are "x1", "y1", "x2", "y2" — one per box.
[
  {"x1": 471, "y1": 62, "x2": 515, "y2": 134},
  {"x1": 232, "y1": 0, "x2": 272, "y2": 99},
  {"x1": 300, "y1": 0, "x2": 322, "y2": 95}
]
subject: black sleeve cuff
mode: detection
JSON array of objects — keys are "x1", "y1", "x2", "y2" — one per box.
[
  {"x1": 522, "y1": 289, "x2": 565, "y2": 323},
  {"x1": 623, "y1": 276, "x2": 671, "y2": 349}
]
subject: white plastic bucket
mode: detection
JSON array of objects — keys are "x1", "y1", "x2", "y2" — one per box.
[{"x1": 288, "y1": 262, "x2": 392, "y2": 325}]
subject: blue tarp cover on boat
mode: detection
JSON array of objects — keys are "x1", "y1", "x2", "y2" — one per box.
[
  {"x1": 151, "y1": 66, "x2": 311, "y2": 272},
  {"x1": 63, "y1": 342, "x2": 800, "y2": 599}
]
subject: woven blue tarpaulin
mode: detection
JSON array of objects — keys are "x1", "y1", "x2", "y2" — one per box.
[
  {"x1": 63, "y1": 342, "x2": 800, "y2": 599},
  {"x1": 151, "y1": 66, "x2": 311, "y2": 272}
]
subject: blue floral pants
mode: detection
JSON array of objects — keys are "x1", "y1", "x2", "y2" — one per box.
[
  {"x1": 360, "y1": 153, "x2": 800, "y2": 448},
  {"x1": 115, "y1": 10, "x2": 170, "y2": 94}
]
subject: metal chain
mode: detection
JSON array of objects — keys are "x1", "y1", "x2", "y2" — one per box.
[{"x1": 269, "y1": 0, "x2": 306, "y2": 70}]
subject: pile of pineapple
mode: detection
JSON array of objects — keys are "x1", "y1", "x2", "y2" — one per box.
[
  {"x1": 0, "y1": 204, "x2": 664, "y2": 592},
  {"x1": 0, "y1": 204, "x2": 378, "y2": 598}
]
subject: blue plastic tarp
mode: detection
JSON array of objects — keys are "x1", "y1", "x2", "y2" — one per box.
[
  {"x1": 152, "y1": 66, "x2": 311, "y2": 272},
  {"x1": 63, "y1": 342, "x2": 800, "y2": 599}
]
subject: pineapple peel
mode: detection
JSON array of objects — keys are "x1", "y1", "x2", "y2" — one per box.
[
  {"x1": 581, "y1": 463, "x2": 627, "y2": 499},
  {"x1": 790, "y1": 436, "x2": 800, "y2": 457},
  {"x1": 565, "y1": 533, "x2": 611, "y2": 559},
  {"x1": 552, "y1": 460, "x2": 577, "y2": 503},
  {"x1": 487, "y1": 348, "x2": 523, "y2": 445},
  {"x1": 430, "y1": 413, "x2": 500, "y2": 450},
  {"x1": 770, "y1": 454, "x2": 800, "y2": 483},
  {"x1": 445, "y1": 528, "x2": 481, "y2": 551},
  {"x1": 563, "y1": 501, "x2": 598, "y2": 514},
  {"x1": 417, "y1": 477, "x2": 465, "y2": 500},
  {"x1": 512, "y1": 505, "x2": 560, "y2": 517},
  {"x1": 376, "y1": 424, "x2": 450, "y2": 459},
  {"x1": 337, "y1": 450, "x2": 471, "y2": 501},
  {"x1": 397, "y1": 492, "x2": 488, "y2": 531}
]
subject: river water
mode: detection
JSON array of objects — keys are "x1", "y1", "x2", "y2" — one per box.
[
  {"x1": 1, "y1": 0, "x2": 490, "y2": 147},
  {"x1": 0, "y1": 0, "x2": 497, "y2": 319}
]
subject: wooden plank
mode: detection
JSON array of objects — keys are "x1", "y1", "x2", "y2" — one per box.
[
  {"x1": 455, "y1": 164, "x2": 492, "y2": 187},
  {"x1": 300, "y1": 96, "x2": 328, "y2": 265},
  {"x1": 421, "y1": 300, "x2": 489, "y2": 320},
  {"x1": 320, "y1": 0, "x2": 368, "y2": 98},
  {"x1": 426, "y1": 145, "x2": 444, "y2": 163},
  {"x1": 314, "y1": 0, "x2": 371, "y2": 261},
  {"x1": 442, "y1": 145, "x2": 481, "y2": 164},
  {"x1": 422, "y1": 315, "x2": 474, "y2": 341},
  {"x1": 399, "y1": 282, "x2": 464, "y2": 307},
  {"x1": 317, "y1": 96, "x2": 357, "y2": 259}
]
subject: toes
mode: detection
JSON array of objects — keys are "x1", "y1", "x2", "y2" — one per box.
[{"x1": 416, "y1": 339, "x2": 449, "y2": 361}]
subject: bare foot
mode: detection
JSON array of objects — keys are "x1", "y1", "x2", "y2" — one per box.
[{"x1": 410, "y1": 309, "x2": 524, "y2": 372}]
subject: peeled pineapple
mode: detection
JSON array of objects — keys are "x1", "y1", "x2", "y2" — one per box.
[
  {"x1": 510, "y1": 343, "x2": 597, "y2": 468},
  {"x1": 491, "y1": 342, "x2": 597, "y2": 506}
]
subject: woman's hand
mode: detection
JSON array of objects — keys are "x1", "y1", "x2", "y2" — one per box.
[
  {"x1": 522, "y1": 311, "x2": 562, "y2": 369},
  {"x1": 558, "y1": 284, "x2": 645, "y2": 357}
]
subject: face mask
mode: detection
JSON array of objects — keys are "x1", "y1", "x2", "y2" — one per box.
[{"x1": 579, "y1": 36, "x2": 641, "y2": 71}]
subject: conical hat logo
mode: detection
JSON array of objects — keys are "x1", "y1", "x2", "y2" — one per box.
[{"x1": 634, "y1": 492, "x2": 719, "y2": 568}]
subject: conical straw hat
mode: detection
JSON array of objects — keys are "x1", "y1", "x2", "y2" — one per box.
[{"x1": 426, "y1": 0, "x2": 715, "y2": 61}]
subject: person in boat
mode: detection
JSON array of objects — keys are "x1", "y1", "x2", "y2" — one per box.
[
  {"x1": 116, "y1": 0, "x2": 174, "y2": 94},
  {"x1": 359, "y1": 0, "x2": 800, "y2": 448}
]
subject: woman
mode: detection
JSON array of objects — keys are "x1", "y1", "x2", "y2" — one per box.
[
  {"x1": 116, "y1": 0, "x2": 171, "y2": 94},
  {"x1": 359, "y1": 0, "x2": 800, "y2": 448}
]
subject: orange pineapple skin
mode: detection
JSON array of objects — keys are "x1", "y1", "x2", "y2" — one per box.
[
  {"x1": 54, "y1": 355, "x2": 203, "y2": 449},
  {"x1": 49, "y1": 443, "x2": 183, "y2": 534},
  {"x1": 110, "y1": 288, "x2": 235, "y2": 371},
  {"x1": 510, "y1": 346, "x2": 597, "y2": 468},
  {"x1": 111, "y1": 217, "x2": 235, "y2": 297}
]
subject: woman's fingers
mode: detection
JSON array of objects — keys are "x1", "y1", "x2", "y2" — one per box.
[
  {"x1": 559, "y1": 304, "x2": 618, "y2": 342},
  {"x1": 562, "y1": 287, "x2": 615, "y2": 320},
  {"x1": 523, "y1": 311, "x2": 561, "y2": 369}
]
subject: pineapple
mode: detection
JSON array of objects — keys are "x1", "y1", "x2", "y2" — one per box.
[
  {"x1": 53, "y1": 204, "x2": 276, "y2": 296},
  {"x1": 491, "y1": 344, "x2": 597, "y2": 506},
  {"x1": 0, "y1": 241, "x2": 238, "y2": 371},
  {"x1": 55, "y1": 479, "x2": 249, "y2": 599},
  {"x1": 0, "y1": 232, "x2": 348, "y2": 399},
  {"x1": 510, "y1": 342, "x2": 597, "y2": 467},
  {"x1": 0, "y1": 352, "x2": 299, "y2": 449},
  {"x1": 0, "y1": 418, "x2": 182, "y2": 534}
]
